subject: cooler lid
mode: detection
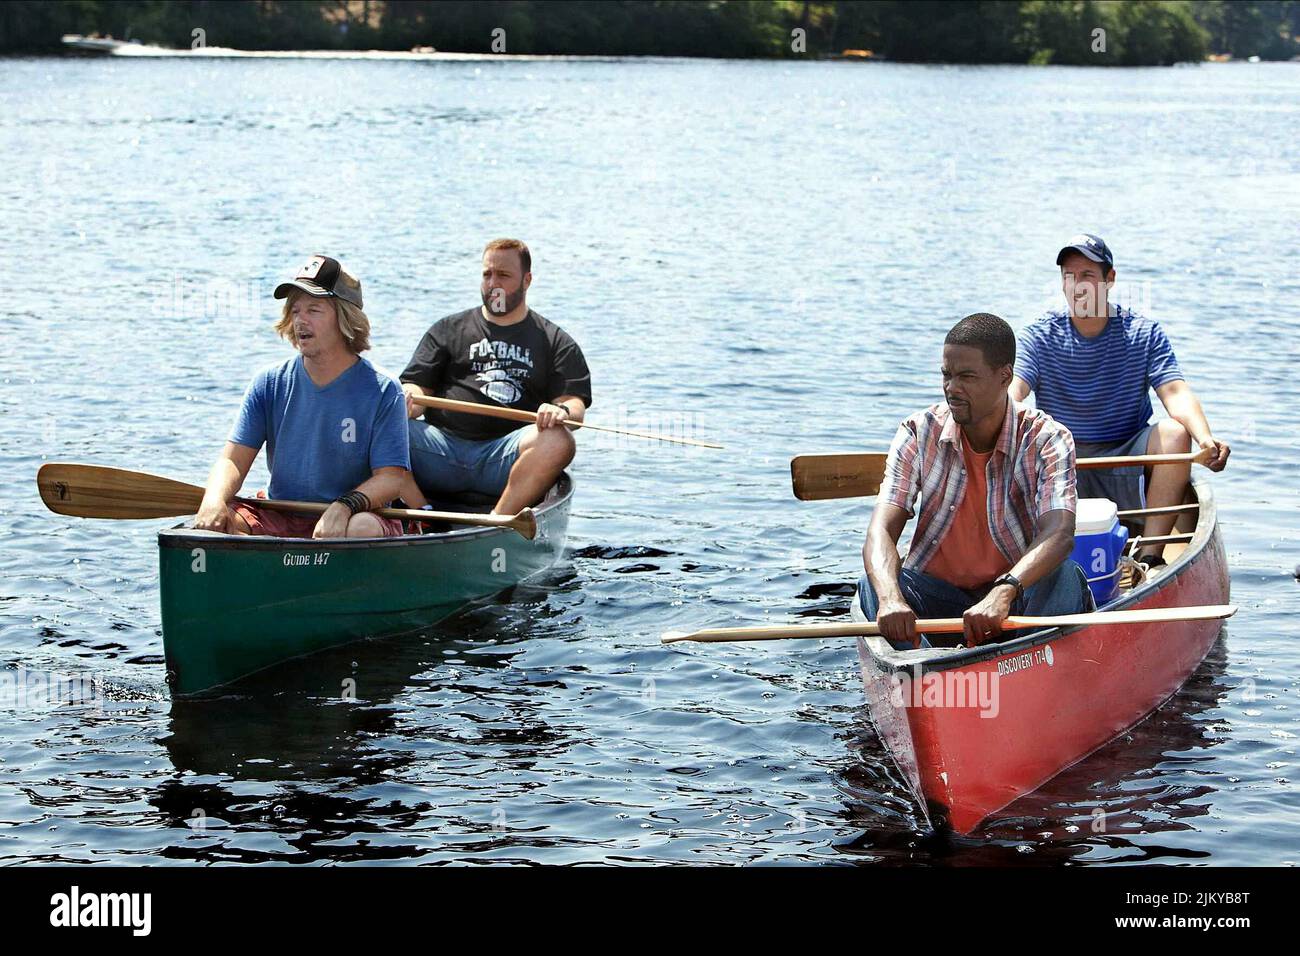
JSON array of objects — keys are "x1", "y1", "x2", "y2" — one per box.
[{"x1": 1076, "y1": 497, "x2": 1119, "y2": 534}]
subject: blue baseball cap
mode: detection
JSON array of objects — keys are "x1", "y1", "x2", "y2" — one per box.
[{"x1": 1056, "y1": 233, "x2": 1114, "y2": 272}]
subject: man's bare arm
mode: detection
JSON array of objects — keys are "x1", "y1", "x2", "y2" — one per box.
[
  {"x1": 400, "y1": 382, "x2": 430, "y2": 420},
  {"x1": 1007, "y1": 508, "x2": 1076, "y2": 590},
  {"x1": 536, "y1": 394, "x2": 587, "y2": 430},
  {"x1": 195, "y1": 442, "x2": 259, "y2": 532},
  {"x1": 1155, "y1": 379, "x2": 1230, "y2": 471},
  {"x1": 963, "y1": 508, "x2": 1076, "y2": 646},
  {"x1": 353, "y1": 466, "x2": 408, "y2": 510},
  {"x1": 864, "y1": 502, "x2": 919, "y2": 647},
  {"x1": 312, "y1": 465, "x2": 410, "y2": 538}
]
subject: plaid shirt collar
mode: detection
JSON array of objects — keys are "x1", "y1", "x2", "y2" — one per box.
[{"x1": 936, "y1": 396, "x2": 1018, "y2": 458}]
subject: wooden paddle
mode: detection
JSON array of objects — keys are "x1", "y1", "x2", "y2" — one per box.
[
  {"x1": 1117, "y1": 502, "x2": 1200, "y2": 520},
  {"x1": 35, "y1": 463, "x2": 539, "y2": 539},
  {"x1": 411, "y1": 394, "x2": 723, "y2": 449},
  {"x1": 791, "y1": 444, "x2": 1217, "y2": 500},
  {"x1": 661, "y1": 604, "x2": 1237, "y2": 644},
  {"x1": 1128, "y1": 532, "x2": 1194, "y2": 548}
]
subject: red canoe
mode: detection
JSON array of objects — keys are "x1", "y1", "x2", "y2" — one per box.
[{"x1": 853, "y1": 476, "x2": 1230, "y2": 834}]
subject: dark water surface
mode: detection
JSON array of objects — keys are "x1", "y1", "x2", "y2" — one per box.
[{"x1": 2, "y1": 55, "x2": 1298, "y2": 864}]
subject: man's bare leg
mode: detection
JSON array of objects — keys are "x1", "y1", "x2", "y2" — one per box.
[
  {"x1": 494, "y1": 425, "x2": 575, "y2": 515},
  {"x1": 1138, "y1": 419, "x2": 1192, "y2": 560},
  {"x1": 346, "y1": 512, "x2": 389, "y2": 538}
]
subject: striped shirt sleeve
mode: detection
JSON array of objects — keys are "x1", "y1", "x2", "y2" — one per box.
[
  {"x1": 1035, "y1": 422, "x2": 1077, "y2": 517},
  {"x1": 1146, "y1": 322, "x2": 1184, "y2": 390},
  {"x1": 879, "y1": 420, "x2": 921, "y2": 517},
  {"x1": 1013, "y1": 321, "x2": 1043, "y2": 391}
]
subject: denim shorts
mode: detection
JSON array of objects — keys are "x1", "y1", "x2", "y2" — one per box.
[
  {"x1": 1074, "y1": 423, "x2": 1153, "y2": 512},
  {"x1": 407, "y1": 419, "x2": 523, "y2": 497}
]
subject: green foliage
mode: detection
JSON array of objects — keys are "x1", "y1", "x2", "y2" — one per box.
[
  {"x1": 855, "y1": 1, "x2": 1029, "y2": 62},
  {"x1": 1193, "y1": 0, "x2": 1300, "y2": 59},
  {"x1": 1025, "y1": 1, "x2": 1124, "y2": 65},
  {"x1": 1115, "y1": 1, "x2": 1209, "y2": 65},
  {"x1": 1, "y1": 0, "x2": 1293, "y2": 63},
  {"x1": 0, "y1": 0, "x2": 97, "y2": 52}
]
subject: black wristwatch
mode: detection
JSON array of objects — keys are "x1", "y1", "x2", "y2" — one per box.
[{"x1": 992, "y1": 573, "x2": 1024, "y2": 604}]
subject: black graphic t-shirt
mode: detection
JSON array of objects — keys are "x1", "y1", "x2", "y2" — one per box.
[{"x1": 400, "y1": 307, "x2": 593, "y2": 441}]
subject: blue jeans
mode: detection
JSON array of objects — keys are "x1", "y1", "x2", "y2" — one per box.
[
  {"x1": 858, "y1": 561, "x2": 1093, "y2": 649},
  {"x1": 408, "y1": 419, "x2": 524, "y2": 497}
]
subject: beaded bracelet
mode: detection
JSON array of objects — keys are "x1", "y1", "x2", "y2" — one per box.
[{"x1": 333, "y1": 491, "x2": 372, "y2": 515}]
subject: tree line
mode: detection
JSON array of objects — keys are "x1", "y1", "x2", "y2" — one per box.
[{"x1": 2, "y1": 1, "x2": 1297, "y2": 65}]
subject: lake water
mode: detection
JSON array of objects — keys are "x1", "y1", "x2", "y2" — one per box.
[{"x1": 1, "y1": 54, "x2": 1298, "y2": 864}]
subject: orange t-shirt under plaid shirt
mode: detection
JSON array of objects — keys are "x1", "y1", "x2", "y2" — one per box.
[
  {"x1": 877, "y1": 398, "x2": 1077, "y2": 582},
  {"x1": 924, "y1": 437, "x2": 1010, "y2": 590}
]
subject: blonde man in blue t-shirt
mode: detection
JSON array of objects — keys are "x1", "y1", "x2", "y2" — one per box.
[
  {"x1": 194, "y1": 256, "x2": 411, "y2": 539},
  {"x1": 1009, "y1": 235, "x2": 1230, "y2": 569}
]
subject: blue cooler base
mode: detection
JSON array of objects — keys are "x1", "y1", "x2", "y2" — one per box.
[{"x1": 1071, "y1": 505, "x2": 1130, "y2": 606}]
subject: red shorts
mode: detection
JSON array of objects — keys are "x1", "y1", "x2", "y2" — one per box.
[{"x1": 232, "y1": 499, "x2": 404, "y2": 538}]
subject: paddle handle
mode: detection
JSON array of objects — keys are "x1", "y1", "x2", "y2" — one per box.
[
  {"x1": 662, "y1": 605, "x2": 1237, "y2": 643},
  {"x1": 1117, "y1": 502, "x2": 1200, "y2": 519},
  {"x1": 35, "y1": 462, "x2": 539, "y2": 538},
  {"x1": 411, "y1": 394, "x2": 723, "y2": 449},
  {"x1": 1079, "y1": 446, "x2": 1214, "y2": 469},
  {"x1": 1128, "y1": 532, "x2": 1193, "y2": 548},
  {"x1": 413, "y1": 395, "x2": 542, "y2": 427},
  {"x1": 790, "y1": 445, "x2": 1217, "y2": 501}
]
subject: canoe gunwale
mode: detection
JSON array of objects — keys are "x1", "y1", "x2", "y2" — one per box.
[
  {"x1": 856, "y1": 476, "x2": 1218, "y2": 676},
  {"x1": 156, "y1": 473, "x2": 573, "y2": 553}
]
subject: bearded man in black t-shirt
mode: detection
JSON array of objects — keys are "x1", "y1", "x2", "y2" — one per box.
[{"x1": 396, "y1": 239, "x2": 593, "y2": 515}]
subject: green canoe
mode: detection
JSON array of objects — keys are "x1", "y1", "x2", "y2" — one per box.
[{"x1": 158, "y1": 475, "x2": 573, "y2": 697}]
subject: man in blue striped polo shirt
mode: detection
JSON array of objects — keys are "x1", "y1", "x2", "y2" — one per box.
[{"x1": 1009, "y1": 234, "x2": 1230, "y2": 569}]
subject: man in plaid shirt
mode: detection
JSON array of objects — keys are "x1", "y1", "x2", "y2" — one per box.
[{"x1": 859, "y1": 313, "x2": 1092, "y2": 649}]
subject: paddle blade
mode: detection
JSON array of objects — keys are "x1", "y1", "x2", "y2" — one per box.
[
  {"x1": 37, "y1": 463, "x2": 205, "y2": 519},
  {"x1": 790, "y1": 453, "x2": 888, "y2": 500},
  {"x1": 512, "y1": 508, "x2": 538, "y2": 541}
]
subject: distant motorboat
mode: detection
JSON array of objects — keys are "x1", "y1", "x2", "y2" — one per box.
[
  {"x1": 58, "y1": 35, "x2": 619, "y2": 62},
  {"x1": 61, "y1": 34, "x2": 144, "y2": 54}
]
